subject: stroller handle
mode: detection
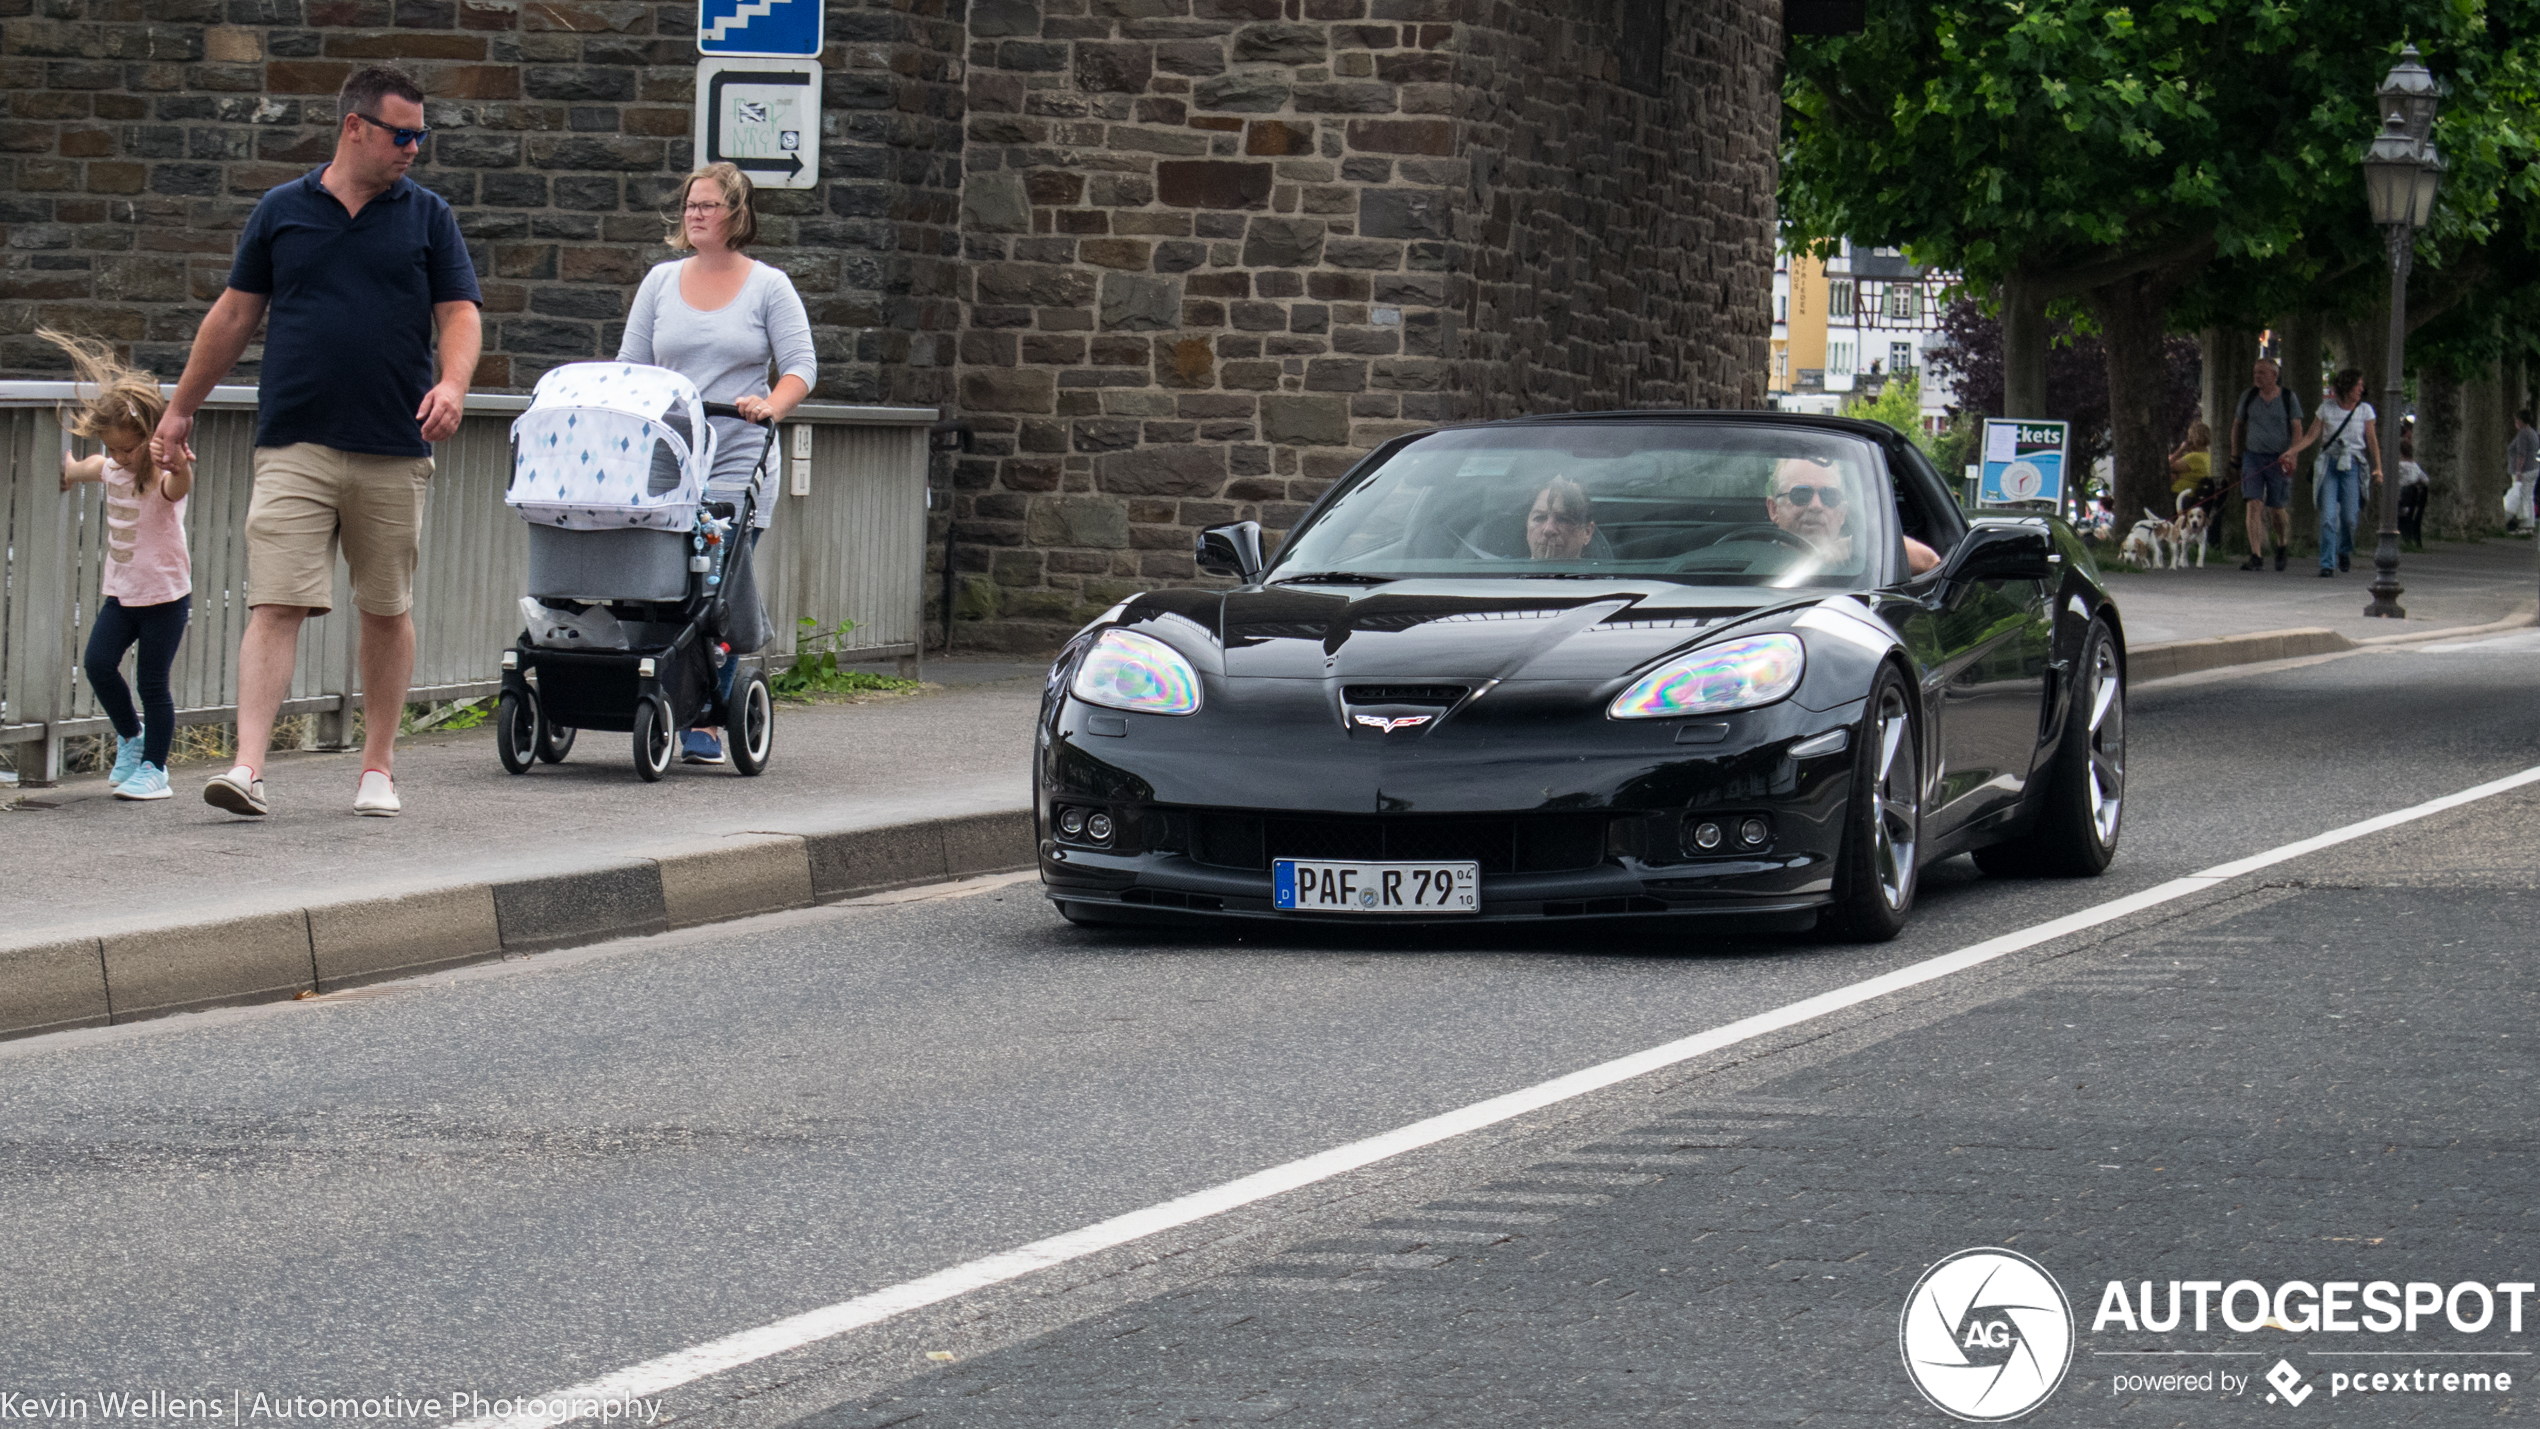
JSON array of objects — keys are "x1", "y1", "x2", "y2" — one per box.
[{"x1": 700, "y1": 401, "x2": 776, "y2": 427}]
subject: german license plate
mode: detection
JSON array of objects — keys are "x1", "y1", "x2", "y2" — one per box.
[{"x1": 1273, "y1": 859, "x2": 1478, "y2": 914}]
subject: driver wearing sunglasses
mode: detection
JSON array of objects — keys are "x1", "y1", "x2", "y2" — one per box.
[{"x1": 1768, "y1": 457, "x2": 1939, "y2": 574}]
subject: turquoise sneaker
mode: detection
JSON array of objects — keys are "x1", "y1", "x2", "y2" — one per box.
[
  {"x1": 114, "y1": 762, "x2": 171, "y2": 801},
  {"x1": 109, "y1": 730, "x2": 146, "y2": 786}
]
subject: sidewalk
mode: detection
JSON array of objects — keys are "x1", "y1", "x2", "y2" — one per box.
[
  {"x1": 0, "y1": 661, "x2": 1052, "y2": 1036},
  {"x1": 2, "y1": 659, "x2": 1046, "y2": 939},
  {"x1": 2095, "y1": 534, "x2": 2537, "y2": 645}
]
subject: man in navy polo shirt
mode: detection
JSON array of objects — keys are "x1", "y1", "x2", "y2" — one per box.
[{"x1": 154, "y1": 64, "x2": 482, "y2": 819}]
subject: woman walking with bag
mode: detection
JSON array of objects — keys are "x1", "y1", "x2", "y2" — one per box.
[
  {"x1": 616, "y1": 161, "x2": 816, "y2": 765},
  {"x1": 2308, "y1": 368, "x2": 2378, "y2": 577}
]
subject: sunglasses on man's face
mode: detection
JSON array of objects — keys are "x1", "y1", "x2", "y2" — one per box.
[
  {"x1": 1774, "y1": 484, "x2": 1846, "y2": 508},
  {"x1": 353, "y1": 112, "x2": 430, "y2": 147}
]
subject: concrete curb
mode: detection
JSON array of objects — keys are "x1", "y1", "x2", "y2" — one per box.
[
  {"x1": 2128, "y1": 627, "x2": 2358, "y2": 684},
  {"x1": 2130, "y1": 610, "x2": 2539, "y2": 685},
  {"x1": 0, "y1": 809, "x2": 1036, "y2": 1042}
]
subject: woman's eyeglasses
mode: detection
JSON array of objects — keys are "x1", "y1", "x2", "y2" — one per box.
[
  {"x1": 683, "y1": 201, "x2": 730, "y2": 215},
  {"x1": 1773, "y1": 484, "x2": 1846, "y2": 508},
  {"x1": 352, "y1": 112, "x2": 430, "y2": 147}
]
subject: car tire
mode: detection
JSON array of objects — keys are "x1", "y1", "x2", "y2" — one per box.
[
  {"x1": 1987, "y1": 618, "x2": 2125, "y2": 878},
  {"x1": 1821, "y1": 666, "x2": 1921, "y2": 943}
]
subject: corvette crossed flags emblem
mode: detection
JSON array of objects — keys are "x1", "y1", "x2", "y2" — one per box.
[{"x1": 1352, "y1": 714, "x2": 1433, "y2": 733}]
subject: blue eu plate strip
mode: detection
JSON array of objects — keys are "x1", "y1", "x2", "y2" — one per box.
[{"x1": 1272, "y1": 860, "x2": 1297, "y2": 910}]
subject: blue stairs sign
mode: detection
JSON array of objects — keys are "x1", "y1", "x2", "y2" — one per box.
[{"x1": 697, "y1": 0, "x2": 821, "y2": 57}]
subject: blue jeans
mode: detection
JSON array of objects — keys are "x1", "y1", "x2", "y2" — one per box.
[{"x1": 2316, "y1": 456, "x2": 2363, "y2": 570}]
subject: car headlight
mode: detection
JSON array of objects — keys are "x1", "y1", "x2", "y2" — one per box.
[
  {"x1": 1071, "y1": 628, "x2": 1203, "y2": 716},
  {"x1": 1609, "y1": 633, "x2": 1805, "y2": 719}
]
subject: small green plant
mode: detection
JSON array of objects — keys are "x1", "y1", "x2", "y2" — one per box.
[{"x1": 770, "y1": 617, "x2": 922, "y2": 700}]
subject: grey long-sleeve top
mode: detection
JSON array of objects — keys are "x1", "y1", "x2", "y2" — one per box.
[{"x1": 618, "y1": 258, "x2": 816, "y2": 502}]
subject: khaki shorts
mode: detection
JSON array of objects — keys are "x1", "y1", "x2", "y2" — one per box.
[{"x1": 245, "y1": 443, "x2": 433, "y2": 616}]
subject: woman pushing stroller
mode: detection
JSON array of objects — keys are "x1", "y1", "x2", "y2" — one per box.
[{"x1": 616, "y1": 161, "x2": 815, "y2": 764}]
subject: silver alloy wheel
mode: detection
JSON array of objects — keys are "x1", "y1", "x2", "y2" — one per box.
[
  {"x1": 2085, "y1": 636, "x2": 2125, "y2": 844},
  {"x1": 1870, "y1": 687, "x2": 1918, "y2": 910}
]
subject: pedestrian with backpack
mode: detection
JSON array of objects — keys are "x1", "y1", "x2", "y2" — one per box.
[
  {"x1": 2229, "y1": 357, "x2": 2312, "y2": 570},
  {"x1": 2306, "y1": 368, "x2": 2377, "y2": 576}
]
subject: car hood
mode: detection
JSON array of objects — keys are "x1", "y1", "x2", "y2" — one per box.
[{"x1": 1117, "y1": 578, "x2": 1828, "y2": 683}]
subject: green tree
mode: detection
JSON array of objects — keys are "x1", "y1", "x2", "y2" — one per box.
[
  {"x1": 1783, "y1": 0, "x2": 2540, "y2": 527},
  {"x1": 1848, "y1": 371, "x2": 1933, "y2": 452}
]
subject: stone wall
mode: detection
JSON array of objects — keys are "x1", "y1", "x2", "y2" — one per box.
[
  {"x1": 943, "y1": 0, "x2": 1780, "y2": 648},
  {"x1": 0, "y1": 0, "x2": 1780, "y2": 652},
  {"x1": 0, "y1": 0, "x2": 962, "y2": 404}
]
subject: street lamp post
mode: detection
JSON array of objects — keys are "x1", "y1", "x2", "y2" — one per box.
[{"x1": 2359, "y1": 45, "x2": 2443, "y2": 619}]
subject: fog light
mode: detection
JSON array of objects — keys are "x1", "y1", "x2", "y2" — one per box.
[
  {"x1": 1058, "y1": 807, "x2": 1086, "y2": 836},
  {"x1": 1691, "y1": 821, "x2": 1723, "y2": 851},
  {"x1": 1086, "y1": 812, "x2": 1114, "y2": 842},
  {"x1": 1739, "y1": 817, "x2": 1769, "y2": 847}
]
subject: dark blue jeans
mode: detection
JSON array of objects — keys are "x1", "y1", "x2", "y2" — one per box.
[{"x1": 83, "y1": 594, "x2": 191, "y2": 768}]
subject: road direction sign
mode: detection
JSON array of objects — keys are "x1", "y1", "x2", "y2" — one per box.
[
  {"x1": 693, "y1": 57, "x2": 820, "y2": 190},
  {"x1": 697, "y1": 0, "x2": 820, "y2": 57},
  {"x1": 1979, "y1": 418, "x2": 2069, "y2": 506}
]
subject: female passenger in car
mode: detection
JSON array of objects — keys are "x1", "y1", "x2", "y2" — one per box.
[{"x1": 1523, "y1": 476, "x2": 1598, "y2": 559}]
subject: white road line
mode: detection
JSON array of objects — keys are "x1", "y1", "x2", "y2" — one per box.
[{"x1": 455, "y1": 762, "x2": 2540, "y2": 1429}]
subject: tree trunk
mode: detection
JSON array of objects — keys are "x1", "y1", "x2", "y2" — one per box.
[
  {"x1": 2203, "y1": 325, "x2": 2259, "y2": 553},
  {"x1": 2448, "y1": 360, "x2": 2510, "y2": 538},
  {"x1": 2417, "y1": 366, "x2": 2464, "y2": 541},
  {"x1": 2000, "y1": 277, "x2": 2049, "y2": 420},
  {"x1": 2088, "y1": 272, "x2": 2184, "y2": 530}
]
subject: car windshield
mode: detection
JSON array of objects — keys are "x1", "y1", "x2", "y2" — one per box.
[{"x1": 1270, "y1": 423, "x2": 1900, "y2": 588}]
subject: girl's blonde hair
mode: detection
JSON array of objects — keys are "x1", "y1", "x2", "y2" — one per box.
[
  {"x1": 2183, "y1": 418, "x2": 2212, "y2": 448},
  {"x1": 664, "y1": 162, "x2": 758, "y2": 252},
  {"x1": 40, "y1": 327, "x2": 166, "y2": 494}
]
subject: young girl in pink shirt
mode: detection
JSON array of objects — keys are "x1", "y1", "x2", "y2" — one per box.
[{"x1": 48, "y1": 329, "x2": 195, "y2": 801}]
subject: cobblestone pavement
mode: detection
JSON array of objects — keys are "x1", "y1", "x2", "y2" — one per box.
[{"x1": 781, "y1": 809, "x2": 2540, "y2": 1427}]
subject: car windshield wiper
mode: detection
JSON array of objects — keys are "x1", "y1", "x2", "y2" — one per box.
[{"x1": 1269, "y1": 571, "x2": 1397, "y2": 585}]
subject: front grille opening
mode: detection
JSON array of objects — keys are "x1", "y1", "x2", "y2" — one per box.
[
  {"x1": 1542, "y1": 896, "x2": 1668, "y2": 917},
  {"x1": 1122, "y1": 889, "x2": 1225, "y2": 911},
  {"x1": 1185, "y1": 811, "x2": 1607, "y2": 875}
]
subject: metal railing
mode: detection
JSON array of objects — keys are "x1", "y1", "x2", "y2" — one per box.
[{"x1": 1, "y1": 384, "x2": 936, "y2": 785}]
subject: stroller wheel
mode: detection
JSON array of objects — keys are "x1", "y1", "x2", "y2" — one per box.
[
  {"x1": 496, "y1": 690, "x2": 538, "y2": 775},
  {"x1": 537, "y1": 718, "x2": 576, "y2": 764},
  {"x1": 730, "y1": 671, "x2": 774, "y2": 776},
  {"x1": 633, "y1": 698, "x2": 675, "y2": 782}
]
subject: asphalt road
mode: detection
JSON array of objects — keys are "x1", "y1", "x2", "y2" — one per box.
[{"x1": 2, "y1": 637, "x2": 2535, "y2": 1427}]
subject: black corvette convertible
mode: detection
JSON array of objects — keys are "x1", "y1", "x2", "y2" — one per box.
[{"x1": 1035, "y1": 411, "x2": 2126, "y2": 941}]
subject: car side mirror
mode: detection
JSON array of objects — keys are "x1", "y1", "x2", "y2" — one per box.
[
  {"x1": 1941, "y1": 523, "x2": 2055, "y2": 584},
  {"x1": 1196, "y1": 520, "x2": 1265, "y2": 582}
]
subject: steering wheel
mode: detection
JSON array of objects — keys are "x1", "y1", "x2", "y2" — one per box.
[{"x1": 1667, "y1": 522, "x2": 1818, "y2": 570}]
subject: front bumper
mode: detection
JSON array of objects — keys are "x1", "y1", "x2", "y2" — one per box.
[{"x1": 1037, "y1": 690, "x2": 1866, "y2": 927}]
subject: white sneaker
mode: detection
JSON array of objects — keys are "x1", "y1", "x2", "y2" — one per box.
[
  {"x1": 354, "y1": 769, "x2": 400, "y2": 817},
  {"x1": 203, "y1": 765, "x2": 269, "y2": 816}
]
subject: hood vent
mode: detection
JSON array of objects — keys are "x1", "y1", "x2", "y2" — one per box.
[{"x1": 1342, "y1": 684, "x2": 1467, "y2": 706}]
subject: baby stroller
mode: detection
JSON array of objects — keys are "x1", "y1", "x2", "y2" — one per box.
[{"x1": 494, "y1": 361, "x2": 777, "y2": 781}]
